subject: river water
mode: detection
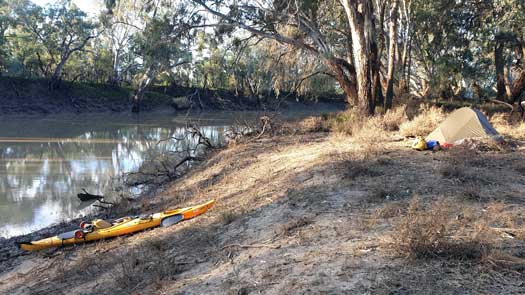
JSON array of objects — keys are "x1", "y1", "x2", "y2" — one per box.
[{"x1": 0, "y1": 107, "x2": 340, "y2": 238}]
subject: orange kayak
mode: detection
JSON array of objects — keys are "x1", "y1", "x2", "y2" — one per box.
[{"x1": 19, "y1": 200, "x2": 215, "y2": 251}]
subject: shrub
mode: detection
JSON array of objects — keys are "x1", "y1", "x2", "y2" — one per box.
[
  {"x1": 114, "y1": 244, "x2": 183, "y2": 291},
  {"x1": 392, "y1": 196, "x2": 487, "y2": 259}
]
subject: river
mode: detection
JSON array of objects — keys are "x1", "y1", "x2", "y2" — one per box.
[{"x1": 0, "y1": 106, "x2": 341, "y2": 238}]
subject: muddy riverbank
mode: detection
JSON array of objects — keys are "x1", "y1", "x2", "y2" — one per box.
[{"x1": 0, "y1": 77, "x2": 346, "y2": 116}]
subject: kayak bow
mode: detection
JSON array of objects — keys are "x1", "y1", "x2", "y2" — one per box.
[{"x1": 19, "y1": 200, "x2": 215, "y2": 251}]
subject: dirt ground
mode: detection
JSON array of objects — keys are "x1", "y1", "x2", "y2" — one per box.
[{"x1": 1, "y1": 111, "x2": 525, "y2": 294}]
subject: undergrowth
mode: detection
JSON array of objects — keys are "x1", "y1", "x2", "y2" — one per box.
[
  {"x1": 399, "y1": 105, "x2": 446, "y2": 137},
  {"x1": 391, "y1": 196, "x2": 525, "y2": 272}
]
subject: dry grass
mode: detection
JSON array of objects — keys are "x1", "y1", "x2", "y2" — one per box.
[
  {"x1": 369, "y1": 183, "x2": 393, "y2": 203},
  {"x1": 299, "y1": 116, "x2": 330, "y2": 132},
  {"x1": 391, "y1": 195, "x2": 525, "y2": 269},
  {"x1": 280, "y1": 217, "x2": 313, "y2": 237},
  {"x1": 460, "y1": 184, "x2": 483, "y2": 201},
  {"x1": 321, "y1": 106, "x2": 406, "y2": 140},
  {"x1": 342, "y1": 158, "x2": 382, "y2": 179},
  {"x1": 438, "y1": 146, "x2": 488, "y2": 184},
  {"x1": 392, "y1": 196, "x2": 488, "y2": 259},
  {"x1": 219, "y1": 209, "x2": 244, "y2": 225},
  {"x1": 374, "y1": 202, "x2": 405, "y2": 219},
  {"x1": 439, "y1": 163, "x2": 466, "y2": 179},
  {"x1": 379, "y1": 105, "x2": 408, "y2": 131},
  {"x1": 490, "y1": 112, "x2": 525, "y2": 139},
  {"x1": 113, "y1": 243, "x2": 183, "y2": 291},
  {"x1": 399, "y1": 105, "x2": 446, "y2": 137}
]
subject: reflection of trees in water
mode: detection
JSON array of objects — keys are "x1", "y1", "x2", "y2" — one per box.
[{"x1": 0, "y1": 124, "x2": 227, "y2": 237}]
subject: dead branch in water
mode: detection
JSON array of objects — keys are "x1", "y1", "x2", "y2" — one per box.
[
  {"x1": 125, "y1": 155, "x2": 202, "y2": 186},
  {"x1": 255, "y1": 116, "x2": 271, "y2": 139},
  {"x1": 187, "y1": 124, "x2": 215, "y2": 149},
  {"x1": 227, "y1": 114, "x2": 294, "y2": 143},
  {"x1": 125, "y1": 124, "x2": 214, "y2": 187}
]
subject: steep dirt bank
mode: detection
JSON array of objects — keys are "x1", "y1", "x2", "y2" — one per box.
[
  {"x1": 1, "y1": 111, "x2": 525, "y2": 294},
  {"x1": 0, "y1": 77, "x2": 346, "y2": 116}
]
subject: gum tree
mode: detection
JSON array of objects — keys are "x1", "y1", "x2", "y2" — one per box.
[
  {"x1": 189, "y1": 0, "x2": 382, "y2": 114},
  {"x1": 13, "y1": 0, "x2": 99, "y2": 88}
]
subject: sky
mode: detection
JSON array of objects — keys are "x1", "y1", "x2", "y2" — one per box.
[{"x1": 30, "y1": 0, "x2": 103, "y2": 15}]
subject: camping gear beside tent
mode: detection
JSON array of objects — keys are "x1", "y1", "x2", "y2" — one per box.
[
  {"x1": 411, "y1": 136, "x2": 427, "y2": 151},
  {"x1": 18, "y1": 200, "x2": 215, "y2": 251},
  {"x1": 426, "y1": 107, "x2": 502, "y2": 145},
  {"x1": 411, "y1": 137, "x2": 441, "y2": 151}
]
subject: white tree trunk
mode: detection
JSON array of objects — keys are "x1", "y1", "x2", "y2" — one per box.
[{"x1": 385, "y1": 0, "x2": 399, "y2": 109}]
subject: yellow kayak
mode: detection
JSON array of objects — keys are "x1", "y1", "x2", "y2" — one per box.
[{"x1": 19, "y1": 200, "x2": 215, "y2": 251}]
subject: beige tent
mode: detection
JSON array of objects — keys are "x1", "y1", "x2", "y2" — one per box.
[{"x1": 426, "y1": 107, "x2": 502, "y2": 144}]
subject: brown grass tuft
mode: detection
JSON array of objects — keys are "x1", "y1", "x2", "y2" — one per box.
[
  {"x1": 374, "y1": 202, "x2": 405, "y2": 219},
  {"x1": 380, "y1": 106, "x2": 407, "y2": 131},
  {"x1": 491, "y1": 112, "x2": 525, "y2": 139},
  {"x1": 460, "y1": 184, "x2": 483, "y2": 201},
  {"x1": 220, "y1": 209, "x2": 244, "y2": 225},
  {"x1": 392, "y1": 196, "x2": 488, "y2": 259},
  {"x1": 113, "y1": 244, "x2": 183, "y2": 291},
  {"x1": 439, "y1": 146, "x2": 485, "y2": 183},
  {"x1": 399, "y1": 105, "x2": 446, "y2": 137},
  {"x1": 299, "y1": 116, "x2": 330, "y2": 132},
  {"x1": 322, "y1": 106, "x2": 406, "y2": 140}
]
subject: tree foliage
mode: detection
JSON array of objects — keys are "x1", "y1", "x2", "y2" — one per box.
[
  {"x1": 1, "y1": 0, "x2": 525, "y2": 111},
  {"x1": 10, "y1": 0, "x2": 99, "y2": 88}
]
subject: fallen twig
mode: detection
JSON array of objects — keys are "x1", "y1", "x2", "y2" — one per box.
[{"x1": 222, "y1": 243, "x2": 281, "y2": 250}]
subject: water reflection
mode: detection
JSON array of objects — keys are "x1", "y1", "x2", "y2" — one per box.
[{"x1": 0, "y1": 115, "x2": 227, "y2": 238}]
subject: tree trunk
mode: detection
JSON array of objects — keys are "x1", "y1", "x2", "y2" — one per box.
[
  {"x1": 131, "y1": 68, "x2": 156, "y2": 113},
  {"x1": 495, "y1": 41, "x2": 507, "y2": 100},
  {"x1": 372, "y1": 1, "x2": 386, "y2": 108},
  {"x1": 326, "y1": 59, "x2": 358, "y2": 104},
  {"x1": 49, "y1": 55, "x2": 69, "y2": 90},
  {"x1": 510, "y1": 38, "x2": 525, "y2": 102},
  {"x1": 510, "y1": 70, "x2": 525, "y2": 102},
  {"x1": 405, "y1": 37, "x2": 412, "y2": 92},
  {"x1": 385, "y1": 0, "x2": 399, "y2": 110},
  {"x1": 400, "y1": 0, "x2": 411, "y2": 93},
  {"x1": 504, "y1": 66, "x2": 513, "y2": 99},
  {"x1": 131, "y1": 84, "x2": 146, "y2": 113},
  {"x1": 342, "y1": 0, "x2": 376, "y2": 115},
  {"x1": 109, "y1": 50, "x2": 121, "y2": 85},
  {"x1": 420, "y1": 79, "x2": 430, "y2": 98},
  {"x1": 246, "y1": 77, "x2": 260, "y2": 107}
]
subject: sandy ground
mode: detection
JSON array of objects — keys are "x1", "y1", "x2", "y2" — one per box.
[{"x1": 1, "y1": 123, "x2": 525, "y2": 294}]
